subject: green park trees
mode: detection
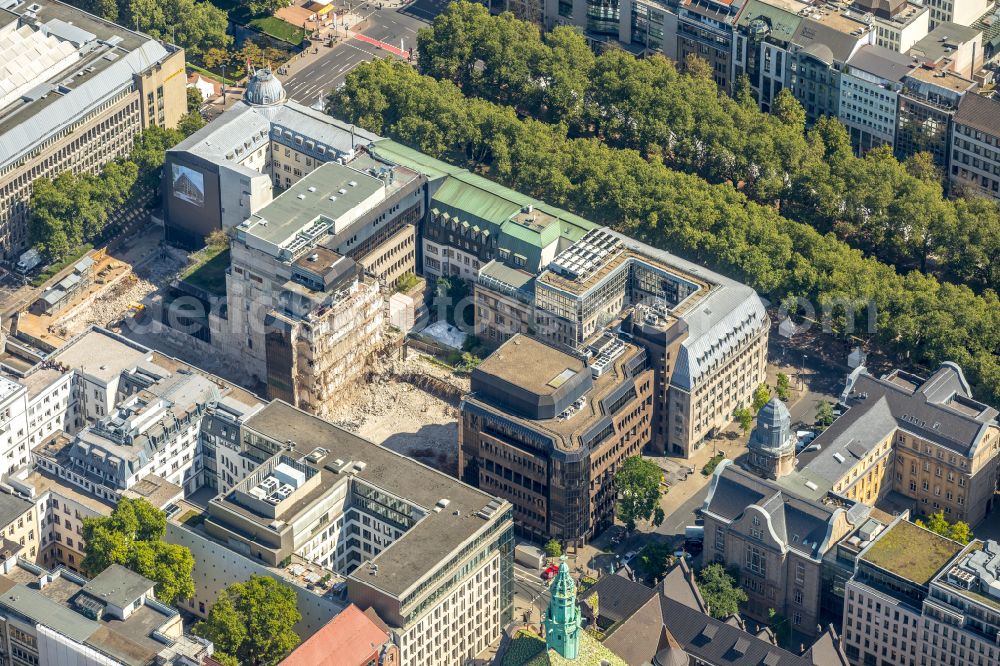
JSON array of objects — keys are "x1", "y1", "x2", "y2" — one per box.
[
  {"x1": 29, "y1": 125, "x2": 188, "y2": 259},
  {"x1": 614, "y1": 457, "x2": 665, "y2": 531},
  {"x1": 81, "y1": 498, "x2": 195, "y2": 605},
  {"x1": 413, "y1": 1, "x2": 1000, "y2": 295},
  {"x1": 194, "y1": 575, "x2": 302, "y2": 666},
  {"x1": 78, "y1": 0, "x2": 230, "y2": 59},
  {"x1": 917, "y1": 511, "x2": 973, "y2": 544},
  {"x1": 328, "y1": 55, "x2": 1000, "y2": 411},
  {"x1": 697, "y1": 564, "x2": 747, "y2": 619}
]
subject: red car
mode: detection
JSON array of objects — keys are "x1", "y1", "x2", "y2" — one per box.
[{"x1": 541, "y1": 565, "x2": 559, "y2": 581}]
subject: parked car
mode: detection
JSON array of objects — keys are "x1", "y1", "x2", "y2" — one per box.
[{"x1": 684, "y1": 539, "x2": 703, "y2": 556}]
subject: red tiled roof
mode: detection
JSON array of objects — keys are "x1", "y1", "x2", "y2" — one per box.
[{"x1": 279, "y1": 604, "x2": 389, "y2": 666}]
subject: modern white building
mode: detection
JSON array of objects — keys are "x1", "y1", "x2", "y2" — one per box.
[
  {"x1": 859, "y1": 0, "x2": 930, "y2": 52},
  {"x1": 0, "y1": 558, "x2": 211, "y2": 666},
  {"x1": 925, "y1": 0, "x2": 992, "y2": 29},
  {"x1": 200, "y1": 400, "x2": 515, "y2": 666},
  {"x1": 838, "y1": 45, "x2": 917, "y2": 153},
  {"x1": 163, "y1": 69, "x2": 380, "y2": 247}
]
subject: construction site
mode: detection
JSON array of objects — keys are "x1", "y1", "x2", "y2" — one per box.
[{"x1": 1, "y1": 223, "x2": 466, "y2": 477}]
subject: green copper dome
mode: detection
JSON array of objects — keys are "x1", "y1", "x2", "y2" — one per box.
[{"x1": 544, "y1": 556, "x2": 581, "y2": 660}]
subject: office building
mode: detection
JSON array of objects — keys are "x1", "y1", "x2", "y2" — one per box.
[
  {"x1": 217, "y1": 160, "x2": 423, "y2": 413},
  {"x1": 459, "y1": 333, "x2": 653, "y2": 543},
  {"x1": 202, "y1": 400, "x2": 514, "y2": 666},
  {"x1": 25, "y1": 330, "x2": 262, "y2": 502},
  {"x1": 734, "y1": 363, "x2": 1000, "y2": 526},
  {"x1": 0, "y1": 0, "x2": 186, "y2": 259},
  {"x1": 839, "y1": 516, "x2": 1000, "y2": 666},
  {"x1": 895, "y1": 65, "x2": 976, "y2": 168},
  {"x1": 908, "y1": 21, "x2": 984, "y2": 77},
  {"x1": 630, "y1": 0, "x2": 681, "y2": 57},
  {"x1": 795, "y1": 363, "x2": 999, "y2": 525},
  {"x1": 950, "y1": 92, "x2": 1000, "y2": 199},
  {"x1": 787, "y1": 8, "x2": 874, "y2": 123},
  {"x1": 163, "y1": 69, "x2": 379, "y2": 246},
  {"x1": 676, "y1": 0, "x2": 742, "y2": 91},
  {"x1": 368, "y1": 138, "x2": 598, "y2": 284},
  {"x1": 842, "y1": 518, "x2": 960, "y2": 666},
  {"x1": 734, "y1": 0, "x2": 808, "y2": 112},
  {"x1": 701, "y1": 461, "x2": 871, "y2": 636},
  {"x1": 853, "y1": 0, "x2": 929, "y2": 52},
  {"x1": 471, "y1": 226, "x2": 769, "y2": 460},
  {"x1": 925, "y1": 0, "x2": 992, "y2": 29},
  {"x1": 532, "y1": 228, "x2": 769, "y2": 458},
  {"x1": 838, "y1": 44, "x2": 916, "y2": 153},
  {"x1": 0, "y1": 559, "x2": 211, "y2": 666}
]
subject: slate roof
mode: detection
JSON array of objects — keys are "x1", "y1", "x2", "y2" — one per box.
[
  {"x1": 606, "y1": 230, "x2": 767, "y2": 393},
  {"x1": 780, "y1": 363, "x2": 997, "y2": 500},
  {"x1": 846, "y1": 45, "x2": 917, "y2": 83},
  {"x1": 954, "y1": 93, "x2": 1000, "y2": 136},
  {"x1": 793, "y1": 17, "x2": 868, "y2": 65},
  {"x1": 736, "y1": 0, "x2": 806, "y2": 43},
  {"x1": 703, "y1": 463, "x2": 850, "y2": 560},
  {"x1": 581, "y1": 573, "x2": 655, "y2": 626},
  {"x1": 81, "y1": 564, "x2": 153, "y2": 610},
  {"x1": 602, "y1": 578, "x2": 844, "y2": 666}
]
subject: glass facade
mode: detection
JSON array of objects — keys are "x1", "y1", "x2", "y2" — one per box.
[{"x1": 587, "y1": 0, "x2": 620, "y2": 36}]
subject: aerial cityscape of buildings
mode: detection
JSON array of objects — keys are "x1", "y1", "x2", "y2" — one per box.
[{"x1": 0, "y1": 0, "x2": 999, "y2": 663}]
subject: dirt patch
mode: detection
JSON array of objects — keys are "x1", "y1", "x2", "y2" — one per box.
[
  {"x1": 327, "y1": 351, "x2": 469, "y2": 475},
  {"x1": 58, "y1": 248, "x2": 187, "y2": 336}
]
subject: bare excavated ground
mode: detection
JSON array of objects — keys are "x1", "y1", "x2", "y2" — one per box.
[
  {"x1": 59, "y1": 248, "x2": 187, "y2": 335},
  {"x1": 327, "y1": 351, "x2": 468, "y2": 476}
]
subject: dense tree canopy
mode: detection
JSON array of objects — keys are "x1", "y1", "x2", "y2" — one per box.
[
  {"x1": 414, "y1": 1, "x2": 1000, "y2": 296},
  {"x1": 81, "y1": 498, "x2": 195, "y2": 605},
  {"x1": 328, "y1": 57, "x2": 1000, "y2": 407},
  {"x1": 194, "y1": 575, "x2": 302, "y2": 666},
  {"x1": 697, "y1": 564, "x2": 747, "y2": 619},
  {"x1": 614, "y1": 457, "x2": 665, "y2": 531},
  {"x1": 29, "y1": 125, "x2": 188, "y2": 259},
  {"x1": 73, "y1": 0, "x2": 230, "y2": 58}
]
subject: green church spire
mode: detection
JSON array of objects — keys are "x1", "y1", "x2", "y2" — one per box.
[{"x1": 544, "y1": 555, "x2": 581, "y2": 660}]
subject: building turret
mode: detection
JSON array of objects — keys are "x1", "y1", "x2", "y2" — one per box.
[
  {"x1": 544, "y1": 555, "x2": 581, "y2": 660},
  {"x1": 746, "y1": 397, "x2": 796, "y2": 479}
]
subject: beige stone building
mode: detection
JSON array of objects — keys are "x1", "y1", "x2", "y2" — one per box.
[
  {"x1": 0, "y1": 0, "x2": 185, "y2": 258},
  {"x1": 773, "y1": 363, "x2": 1000, "y2": 526},
  {"x1": 702, "y1": 461, "x2": 870, "y2": 636}
]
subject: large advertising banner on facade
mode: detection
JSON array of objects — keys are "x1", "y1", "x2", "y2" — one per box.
[{"x1": 172, "y1": 164, "x2": 205, "y2": 207}]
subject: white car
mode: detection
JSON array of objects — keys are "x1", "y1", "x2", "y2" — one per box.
[{"x1": 622, "y1": 550, "x2": 637, "y2": 564}]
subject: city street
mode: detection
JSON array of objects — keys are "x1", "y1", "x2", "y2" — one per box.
[
  {"x1": 512, "y1": 562, "x2": 550, "y2": 626},
  {"x1": 282, "y1": 0, "x2": 449, "y2": 104}
]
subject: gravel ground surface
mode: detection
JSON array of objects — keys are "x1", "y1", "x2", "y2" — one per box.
[
  {"x1": 59, "y1": 248, "x2": 187, "y2": 335},
  {"x1": 327, "y1": 352, "x2": 468, "y2": 475}
]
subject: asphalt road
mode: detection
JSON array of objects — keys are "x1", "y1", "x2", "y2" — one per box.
[
  {"x1": 283, "y1": 0, "x2": 450, "y2": 105},
  {"x1": 656, "y1": 485, "x2": 710, "y2": 540},
  {"x1": 512, "y1": 562, "x2": 550, "y2": 624},
  {"x1": 283, "y1": 40, "x2": 382, "y2": 106}
]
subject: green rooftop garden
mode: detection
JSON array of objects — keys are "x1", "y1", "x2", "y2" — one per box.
[
  {"x1": 179, "y1": 245, "x2": 229, "y2": 296},
  {"x1": 862, "y1": 520, "x2": 962, "y2": 586}
]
